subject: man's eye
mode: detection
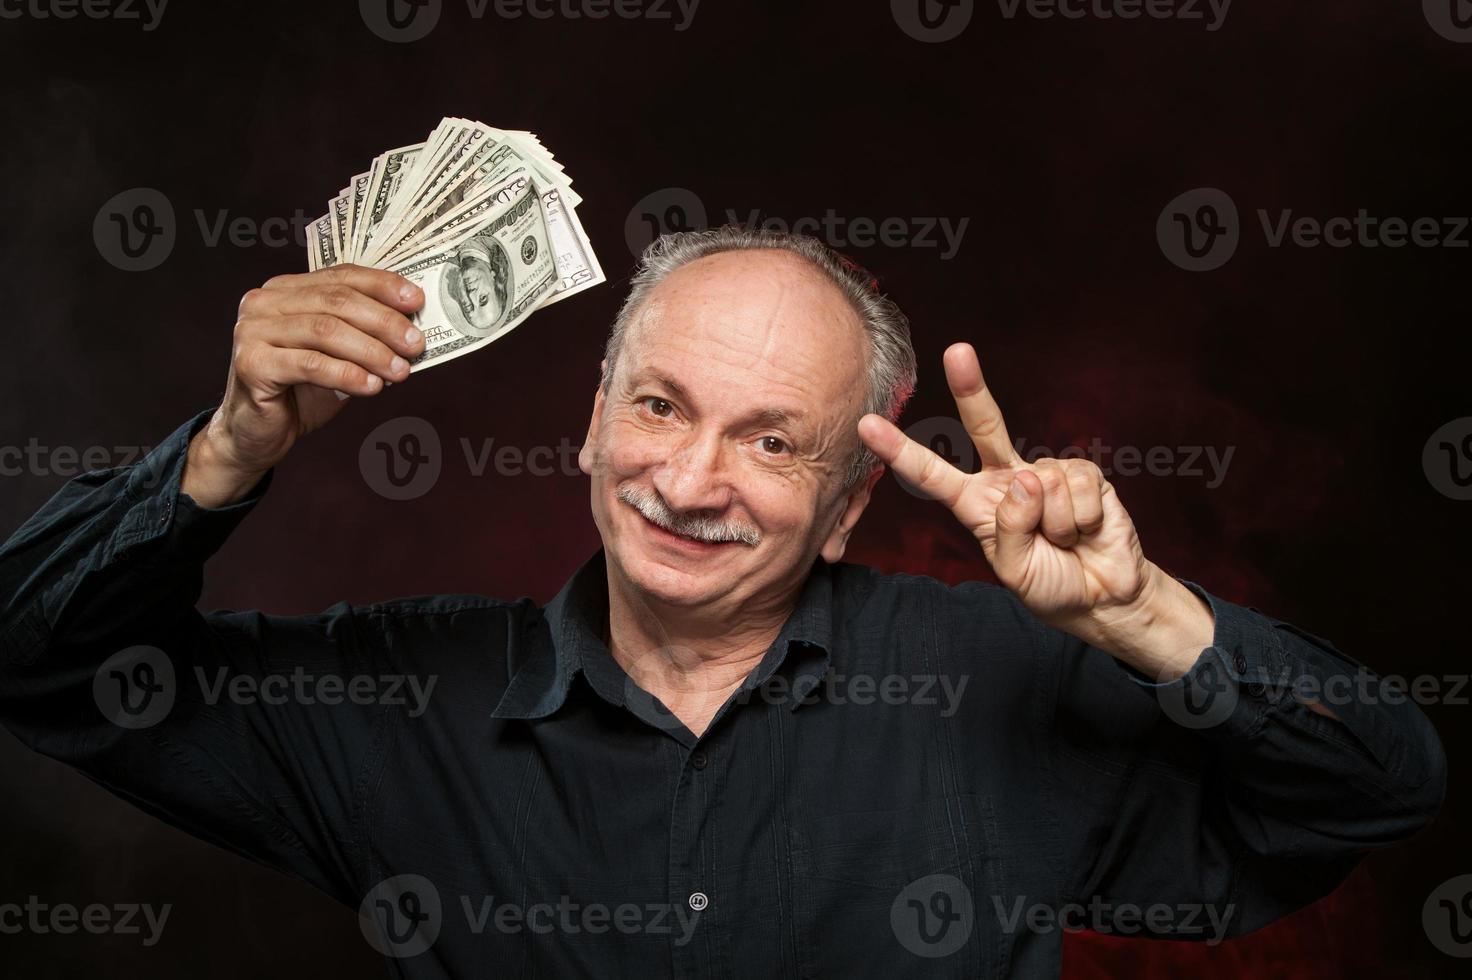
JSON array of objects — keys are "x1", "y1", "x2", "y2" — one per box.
[
  {"x1": 643, "y1": 397, "x2": 674, "y2": 418},
  {"x1": 759, "y1": 436, "x2": 789, "y2": 455}
]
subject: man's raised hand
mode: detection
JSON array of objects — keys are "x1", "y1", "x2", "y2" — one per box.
[
  {"x1": 181, "y1": 265, "x2": 425, "y2": 508},
  {"x1": 857, "y1": 342, "x2": 1211, "y2": 674}
]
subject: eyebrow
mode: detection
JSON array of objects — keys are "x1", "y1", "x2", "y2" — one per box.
[{"x1": 638, "y1": 371, "x2": 809, "y2": 431}]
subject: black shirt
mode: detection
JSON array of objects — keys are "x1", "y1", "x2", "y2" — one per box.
[{"x1": 0, "y1": 409, "x2": 1447, "y2": 978}]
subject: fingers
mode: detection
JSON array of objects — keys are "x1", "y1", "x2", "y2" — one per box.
[
  {"x1": 1033, "y1": 459, "x2": 1079, "y2": 548},
  {"x1": 260, "y1": 263, "x2": 425, "y2": 315},
  {"x1": 857, "y1": 413, "x2": 969, "y2": 508},
  {"x1": 234, "y1": 341, "x2": 385, "y2": 398},
  {"x1": 997, "y1": 458, "x2": 1106, "y2": 566},
  {"x1": 993, "y1": 469, "x2": 1043, "y2": 580},
  {"x1": 944, "y1": 343, "x2": 1021, "y2": 470},
  {"x1": 1067, "y1": 460, "x2": 1106, "y2": 534},
  {"x1": 241, "y1": 281, "x2": 424, "y2": 360},
  {"x1": 242, "y1": 314, "x2": 410, "y2": 385}
]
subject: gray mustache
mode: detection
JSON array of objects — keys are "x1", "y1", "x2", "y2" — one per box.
[{"x1": 617, "y1": 485, "x2": 761, "y2": 546}]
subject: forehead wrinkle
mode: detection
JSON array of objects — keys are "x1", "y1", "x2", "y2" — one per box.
[{"x1": 620, "y1": 250, "x2": 869, "y2": 450}]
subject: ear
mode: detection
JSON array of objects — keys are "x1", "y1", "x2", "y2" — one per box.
[
  {"x1": 578, "y1": 360, "x2": 609, "y2": 477},
  {"x1": 820, "y1": 464, "x2": 886, "y2": 563}
]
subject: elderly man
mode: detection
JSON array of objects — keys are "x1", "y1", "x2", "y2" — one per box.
[{"x1": 0, "y1": 226, "x2": 1446, "y2": 977}]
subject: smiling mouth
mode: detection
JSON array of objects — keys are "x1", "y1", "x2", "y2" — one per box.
[{"x1": 635, "y1": 510, "x2": 737, "y2": 549}]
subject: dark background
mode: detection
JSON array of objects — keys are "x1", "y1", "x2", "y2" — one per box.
[{"x1": 1, "y1": 0, "x2": 1468, "y2": 975}]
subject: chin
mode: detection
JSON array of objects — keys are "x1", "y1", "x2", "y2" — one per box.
[{"x1": 616, "y1": 548, "x2": 731, "y2": 608}]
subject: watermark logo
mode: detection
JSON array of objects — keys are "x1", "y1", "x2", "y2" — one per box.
[
  {"x1": 996, "y1": 0, "x2": 1231, "y2": 31},
  {"x1": 360, "y1": 0, "x2": 443, "y2": 42},
  {"x1": 1153, "y1": 649, "x2": 1239, "y2": 730},
  {"x1": 94, "y1": 188, "x2": 175, "y2": 272},
  {"x1": 360, "y1": 416, "x2": 442, "y2": 500},
  {"x1": 359, "y1": 875, "x2": 702, "y2": 953},
  {"x1": 361, "y1": 0, "x2": 699, "y2": 41},
  {"x1": 893, "y1": 418, "x2": 1236, "y2": 497},
  {"x1": 1159, "y1": 187, "x2": 1470, "y2": 270},
  {"x1": 1424, "y1": 874, "x2": 1472, "y2": 957},
  {"x1": 0, "y1": 0, "x2": 168, "y2": 30},
  {"x1": 94, "y1": 187, "x2": 317, "y2": 271},
  {"x1": 891, "y1": 873, "x2": 974, "y2": 957},
  {"x1": 358, "y1": 418, "x2": 584, "y2": 499},
  {"x1": 898, "y1": 416, "x2": 977, "y2": 498},
  {"x1": 1157, "y1": 187, "x2": 1239, "y2": 272},
  {"x1": 891, "y1": 0, "x2": 974, "y2": 42},
  {"x1": 623, "y1": 188, "x2": 970, "y2": 261},
  {"x1": 0, "y1": 897, "x2": 171, "y2": 946},
  {"x1": 1424, "y1": 418, "x2": 1472, "y2": 501},
  {"x1": 360, "y1": 874, "x2": 443, "y2": 958},
  {"x1": 621, "y1": 644, "x2": 714, "y2": 733},
  {"x1": 0, "y1": 441, "x2": 151, "y2": 478},
  {"x1": 93, "y1": 646, "x2": 175, "y2": 730},
  {"x1": 625, "y1": 186, "x2": 709, "y2": 257},
  {"x1": 994, "y1": 894, "x2": 1235, "y2": 944},
  {"x1": 1424, "y1": 0, "x2": 1472, "y2": 42}
]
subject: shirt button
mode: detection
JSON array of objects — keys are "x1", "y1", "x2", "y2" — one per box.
[
  {"x1": 690, "y1": 750, "x2": 708, "y2": 770},
  {"x1": 1231, "y1": 651, "x2": 1247, "y2": 674},
  {"x1": 688, "y1": 892, "x2": 708, "y2": 912}
]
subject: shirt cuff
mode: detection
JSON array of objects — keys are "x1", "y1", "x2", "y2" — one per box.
[
  {"x1": 118, "y1": 409, "x2": 273, "y2": 562},
  {"x1": 1110, "y1": 578, "x2": 1286, "y2": 738}
]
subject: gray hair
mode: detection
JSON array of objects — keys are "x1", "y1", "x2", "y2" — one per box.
[{"x1": 601, "y1": 225, "x2": 918, "y2": 491}]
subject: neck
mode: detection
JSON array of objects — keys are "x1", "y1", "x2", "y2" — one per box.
[{"x1": 603, "y1": 554, "x2": 808, "y2": 737}]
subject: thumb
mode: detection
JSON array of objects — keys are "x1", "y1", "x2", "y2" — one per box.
[{"x1": 992, "y1": 470, "x2": 1044, "y2": 583}]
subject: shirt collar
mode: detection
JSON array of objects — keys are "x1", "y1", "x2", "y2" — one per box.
[{"x1": 491, "y1": 547, "x2": 835, "y2": 722}]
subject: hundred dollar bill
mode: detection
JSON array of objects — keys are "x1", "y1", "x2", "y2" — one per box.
[
  {"x1": 346, "y1": 170, "x2": 372, "y2": 256},
  {"x1": 308, "y1": 116, "x2": 606, "y2": 377},
  {"x1": 330, "y1": 189, "x2": 352, "y2": 259},
  {"x1": 388, "y1": 179, "x2": 557, "y2": 373},
  {"x1": 354, "y1": 143, "x2": 424, "y2": 263},
  {"x1": 308, "y1": 213, "x2": 338, "y2": 271}
]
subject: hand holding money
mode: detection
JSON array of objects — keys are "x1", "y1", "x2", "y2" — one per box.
[
  {"x1": 183, "y1": 119, "x2": 605, "y2": 507},
  {"x1": 182, "y1": 265, "x2": 426, "y2": 507}
]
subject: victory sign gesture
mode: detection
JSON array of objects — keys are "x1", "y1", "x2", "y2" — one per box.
[{"x1": 857, "y1": 343, "x2": 1215, "y2": 680}]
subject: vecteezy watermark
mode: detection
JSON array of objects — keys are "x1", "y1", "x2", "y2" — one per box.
[
  {"x1": 0, "y1": 440, "x2": 152, "y2": 478},
  {"x1": 1424, "y1": 0, "x2": 1472, "y2": 43},
  {"x1": 891, "y1": 0, "x2": 974, "y2": 42},
  {"x1": 359, "y1": 416, "x2": 583, "y2": 501},
  {"x1": 359, "y1": 875, "x2": 702, "y2": 958},
  {"x1": 1424, "y1": 417, "x2": 1472, "y2": 501},
  {"x1": 359, "y1": 0, "x2": 699, "y2": 43},
  {"x1": 894, "y1": 417, "x2": 1236, "y2": 499},
  {"x1": 740, "y1": 671, "x2": 971, "y2": 716},
  {"x1": 891, "y1": 874, "x2": 975, "y2": 958},
  {"x1": 0, "y1": 896, "x2": 171, "y2": 946},
  {"x1": 996, "y1": 0, "x2": 1231, "y2": 31},
  {"x1": 993, "y1": 895, "x2": 1236, "y2": 945},
  {"x1": 893, "y1": 0, "x2": 1230, "y2": 42},
  {"x1": 93, "y1": 187, "x2": 316, "y2": 272},
  {"x1": 623, "y1": 187, "x2": 970, "y2": 261},
  {"x1": 0, "y1": 0, "x2": 168, "y2": 30},
  {"x1": 1154, "y1": 651, "x2": 1472, "y2": 732},
  {"x1": 1424, "y1": 874, "x2": 1472, "y2": 958},
  {"x1": 1013, "y1": 436, "x2": 1233, "y2": 488},
  {"x1": 92, "y1": 646, "x2": 439, "y2": 729},
  {"x1": 1158, "y1": 187, "x2": 1470, "y2": 271}
]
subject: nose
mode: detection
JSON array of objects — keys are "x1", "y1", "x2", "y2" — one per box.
[{"x1": 651, "y1": 429, "x2": 733, "y2": 515}]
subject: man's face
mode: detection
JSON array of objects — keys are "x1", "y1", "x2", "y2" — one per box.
[
  {"x1": 459, "y1": 257, "x2": 501, "y2": 330},
  {"x1": 579, "y1": 249, "x2": 880, "y2": 613}
]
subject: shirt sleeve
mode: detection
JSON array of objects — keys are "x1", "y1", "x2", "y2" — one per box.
[
  {"x1": 1044, "y1": 578, "x2": 1446, "y2": 940},
  {"x1": 0, "y1": 410, "x2": 391, "y2": 907}
]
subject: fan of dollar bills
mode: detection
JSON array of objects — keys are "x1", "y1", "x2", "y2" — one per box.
[{"x1": 307, "y1": 117, "x2": 605, "y2": 373}]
